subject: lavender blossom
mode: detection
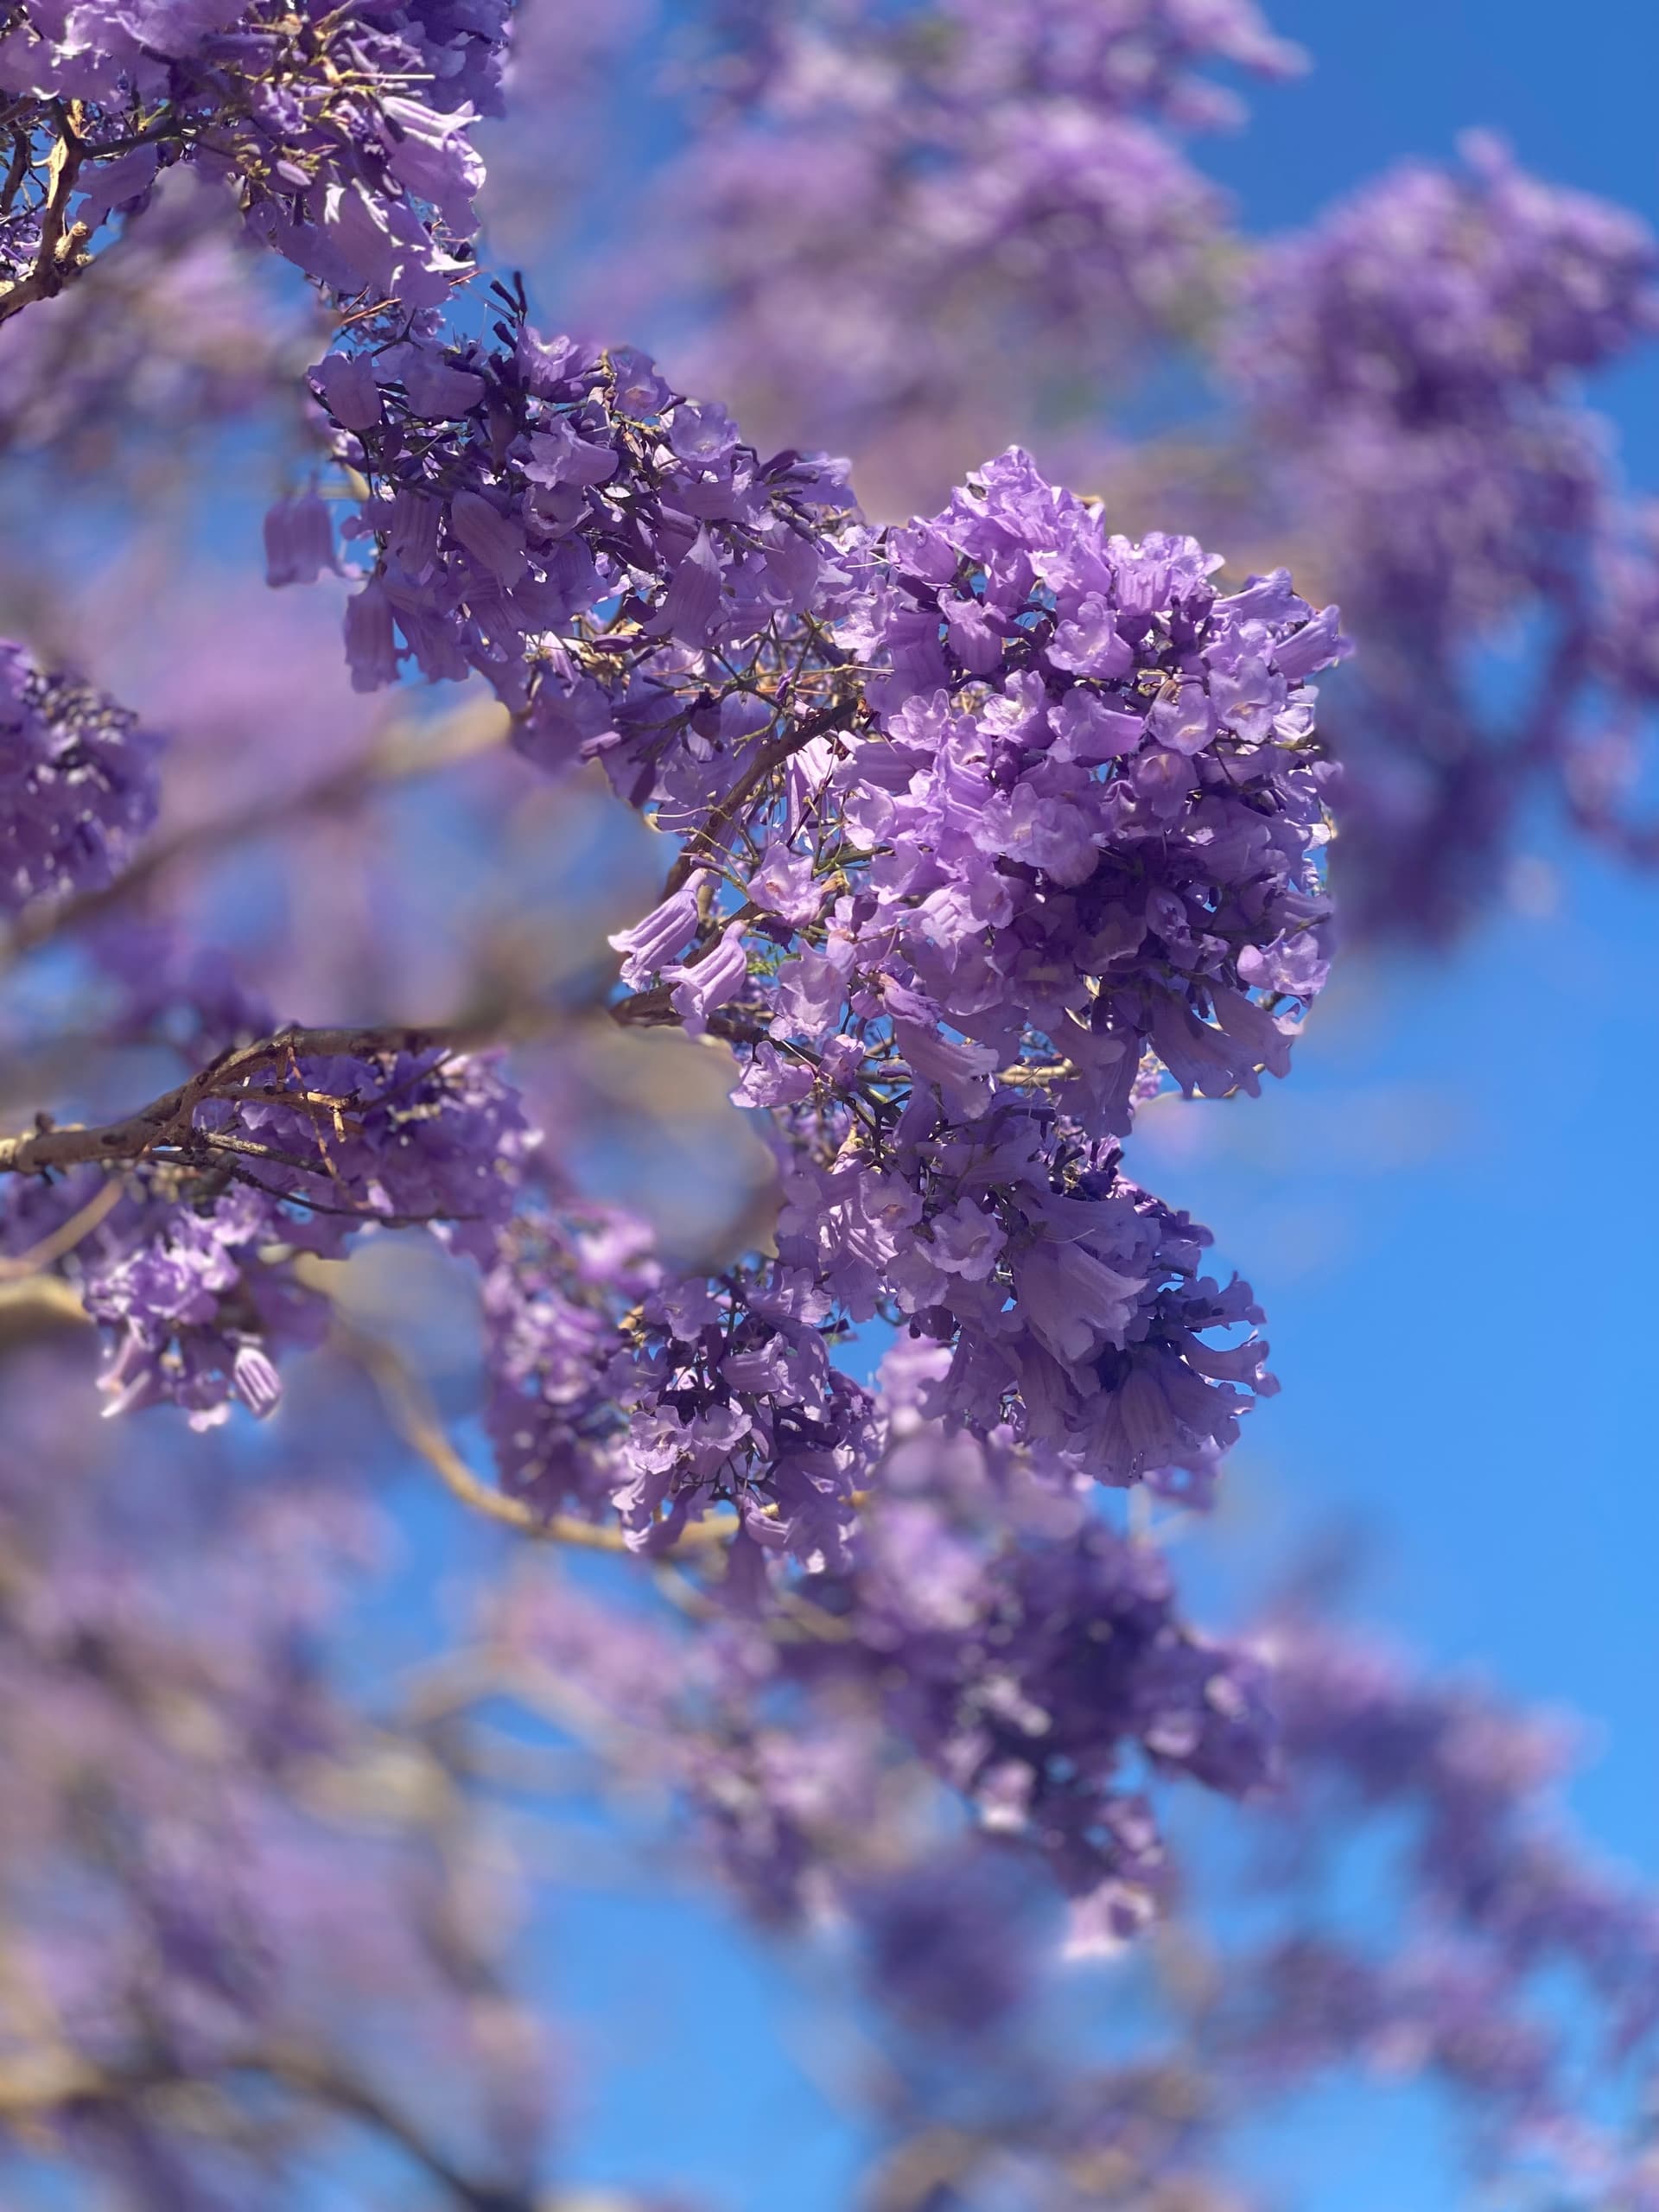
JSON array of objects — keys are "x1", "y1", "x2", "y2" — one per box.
[
  {"x1": 593, "y1": 443, "x2": 1341, "y2": 1476},
  {"x1": 572, "y1": 0, "x2": 1303, "y2": 483},
  {"x1": 488, "y1": 1328, "x2": 1276, "y2": 1942},
  {"x1": 2, "y1": 1032, "x2": 530, "y2": 1427},
  {"x1": 0, "y1": 1340, "x2": 551, "y2": 2205},
  {"x1": 0, "y1": 0, "x2": 507, "y2": 324},
  {"x1": 483, "y1": 1194, "x2": 875, "y2": 1568},
  {"x1": 0, "y1": 640, "x2": 162, "y2": 911},
  {"x1": 1225, "y1": 135, "x2": 1659, "y2": 935},
  {"x1": 302, "y1": 305, "x2": 855, "y2": 738}
]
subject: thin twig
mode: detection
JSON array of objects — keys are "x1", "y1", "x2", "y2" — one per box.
[
  {"x1": 0, "y1": 2044, "x2": 536, "y2": 2210},
  {"x1": 0, "y1": 1178, "x2": 121, "y2": 1279},
  {"x1": 660, "y1": 701, "x2": 858, "y2": 897},
  {"x1": 2, "y1": 698, "x2": 506, "y2": 964}
]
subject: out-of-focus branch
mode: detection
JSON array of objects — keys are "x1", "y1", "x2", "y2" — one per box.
[
  {"x1": 0, "y1": 2042, "x2": 537, "y2": 2209},
  {"x1": 1, "y1": 696, "x2": 508, "y2": 965},
  {"x1": 0, "y1": 1274, "x2": 94, "y2": 1345},
  {"x1": 0, "y1": 1178, "x2": 121, "y2": 1277},
  {"x1": 609, "y1": 988, "x2": 766, "y2": 1038},
  {"x1": 338, "y1": 1317, "x2": 738, "y2": 1556},
  {"x1": 862, "y1": 2126, "x2": 988, "y2": 2212}
]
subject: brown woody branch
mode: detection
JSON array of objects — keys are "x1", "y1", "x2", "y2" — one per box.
[
  {"x1": 0, "y1": 1022, "x2": 479, "y2": 1179},
  {"x1": 338, "y1": 1318, "x2": 739, "y2": 1557},
  {"x1": 661, "y1": 699, "x2": 860, "y2": 898},
  {"x1": 0, "y1": 105, "x2": 91, "y2": 327}
]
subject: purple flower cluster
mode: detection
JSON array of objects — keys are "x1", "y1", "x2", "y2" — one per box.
[
  {"x1": 483, "y1": 1197, "x2": 663, "y2": 1517},
  {"x1": 607, "y1": 0, "x2": 1302, "y2": 471},
  {"x1": 301, "y1": 308, "x2": 854, "y2": 751},
  {"x1": 836, "y1": 1340, "x2": 1280, "y2": 1944},
  {"x1": 0, "y1": 1344, "x2": 550, "y2": 2205},
  {"x1": 1232, "y1": 134, "x2": 1657, "y2": 429},
  {"x1": 1225, "y1": 136, "x2": 1659, "y2": 935},
  {"x1": 492, "y1": 1332, "x2": 1279, "y2": 1945},
  {"x1": 1266, "y1": 1626, "x2": 1659, "y2": 2059},
  {"x1": 1053, "y1": 1621, "x2": 1659, "y2": 2195},
  {"x1": 825, "y1": 448, "x2": 1340, "y2": 1124},
  {"x1": 488, "y1": 1545, "x2": 1659, "y2": 2202},
  {"x1": 604, "y1": 1257, "x2": 879, "y2": 1577},
  {"x1": 603, "y1": 446, "x2": 1342, "y2": 1478},
  {"x1": 484, "y1": 1195, "x2": 875, "y2": 1573},
  {"x1": 0, "y1": 0, "x2": 506, "y2": 320},
  {"x1": 471, "y1": 1361, "x2": 1659, "y2": 2204},
  {"x1": 3, "y1": 1035, "x2": 527, "y2": 1426},
  {"x1": 481, "y1": 1135, "x2": 1265, "y2": 1564},
  {"x1": 706, "y1": 0, "x2": 1302, "y2": 126},
  {"x1": 493, "y1": 1342, "x2": 1274, "y2": 1986},
  {"x1": 297, "y1": 328, "x2": 1342, "y2": 1493},
  {"x1": 772, "y1": 1115, "x2": 1275, "y2": 1484},
  {"x1": 502, "y1": 7, "x2": 1659, "y2": 937},
  {"x1": 0, "y1": 639, "x2": 162, "y2": 912}
]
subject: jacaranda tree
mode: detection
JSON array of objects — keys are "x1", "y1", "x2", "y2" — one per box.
[{"x1": 0, "y1": 0, "x2": 1656, "y2": 2203}]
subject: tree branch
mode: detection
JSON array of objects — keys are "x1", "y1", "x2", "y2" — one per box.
[
  {"x1": 0, "y1": 1274, "x2": 91, "y2": 1339},
  {"x1": 0, "y1": 1022, "x2": 482, "y2": 1178},
  {"x1": 0, "y1": 107, "x2": 92, "y2": 327},
  {"x1": 0, "y1": 2042, "x2": 537, "y2": 2210},
  {"x1": 2, "y1": 698, "x2": 507, "y2": 966},
  {"x1": 337, "y1": 1319, "x2": 739, "y2": 1557},
  {"x1": 660, "y1": 699, "x2": 859, "y2": 897}
]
